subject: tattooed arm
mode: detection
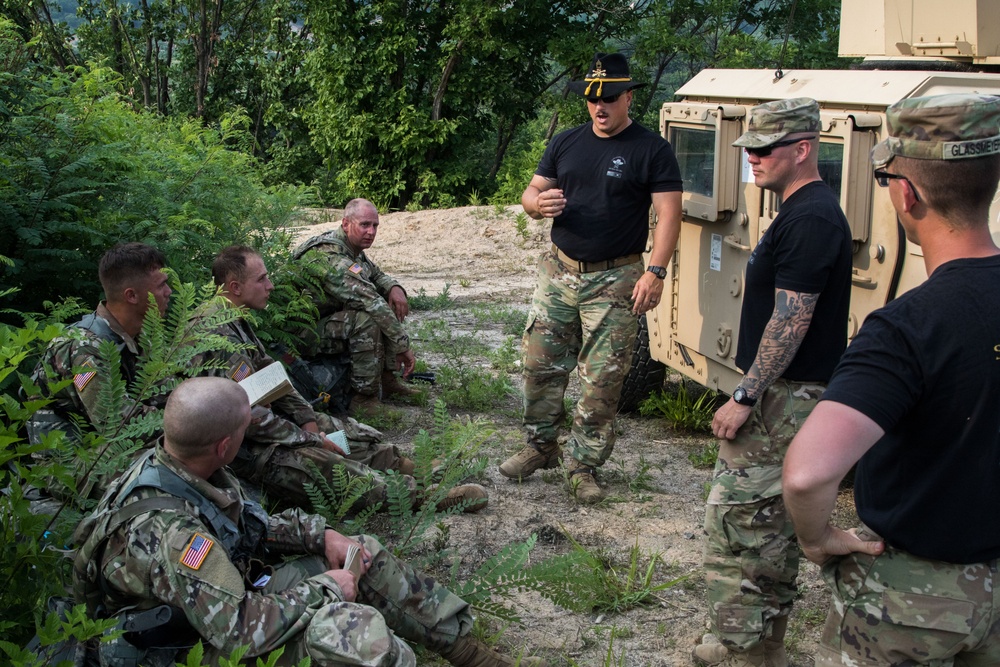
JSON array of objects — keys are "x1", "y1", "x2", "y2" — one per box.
[{"x1": 711, "y1": 288, "x2": 819, "y2": 440}]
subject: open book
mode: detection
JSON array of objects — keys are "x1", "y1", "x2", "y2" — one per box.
[{"x1": 237, "y1": 361, "x2": 293, "y2": 407}]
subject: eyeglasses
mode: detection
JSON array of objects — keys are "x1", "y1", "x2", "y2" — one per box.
[
  {"x1": 873, "y1": 169, "x2": 920, "y2": 201},
  {"x1": 744, "y1": 136, "x2": 816, "y2": 158},
  {"x1": 586, "y1": 93, "x2": 623, "y2": 105}
]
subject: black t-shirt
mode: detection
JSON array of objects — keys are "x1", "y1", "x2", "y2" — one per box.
[
  {"x1": 821, "y1": 255, "x2": 1000, "y2": 563},
  {"x1": 536, "y1": 121, "x2": 682, "y2": 262},
  {"x1": 735, "y1": 181, "x2": 852, "y2": 382}
]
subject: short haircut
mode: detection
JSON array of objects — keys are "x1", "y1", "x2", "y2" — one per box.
[
  {"x1": 211, "y1": 245, "x2": 259, "y2": 286},
  {"x1": 98, "y1": 243, "x2": 167, "y2": 301},
  {"x1": 898, "y1": 154, "x2": 1000, "y2": 226},
  {"x1": 343, "y1": 198, "x2": 377, "y2": 222},
  {"x1": 163, "y1": 377, "x2": 250, "y2": 458}
]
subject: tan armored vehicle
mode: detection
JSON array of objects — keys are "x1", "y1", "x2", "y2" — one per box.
[{"x1": 620, "y1": 0, "x2": 1000, "y2": 408}]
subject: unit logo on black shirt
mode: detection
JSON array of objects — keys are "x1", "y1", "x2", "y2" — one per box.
[{"x1": 607, "y1": 156, "x2": 626, "y2": 179}]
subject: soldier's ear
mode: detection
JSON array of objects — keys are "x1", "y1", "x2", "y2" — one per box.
[
  {"x1": 122, "y1": 286, "x2": 140, "y2": 305},
  {"x1": 227, "y1": 279, "x2": 242, "y2": 297}
]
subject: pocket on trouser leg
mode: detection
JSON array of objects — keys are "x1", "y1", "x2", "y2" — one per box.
[{"x1": 715, "y1": 604, "x2": 764, "y2": 651}]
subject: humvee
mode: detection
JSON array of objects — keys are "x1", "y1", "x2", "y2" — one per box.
[{"x1": 619, "y1": 0, "x2": 1000, "y2": 409}]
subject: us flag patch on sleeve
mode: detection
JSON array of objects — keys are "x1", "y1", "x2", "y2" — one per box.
[
  {"x1": 230, "y1": 361, "x2": 253, "y2": 383},
  {"x1": 349, "y1": 263, "x2": 363, "y2": 274},
  {"x1": 180, "y1": 534, "x2": 214, "y2": 570},
  {"x1": 74, "y1": 362, "x2": 97, "y2": 392}
]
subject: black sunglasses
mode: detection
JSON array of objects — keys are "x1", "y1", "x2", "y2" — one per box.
[
  {"x1": 873, "y1": 169, "x2": 920, "y2": 201},
  {"x1": 586, "y1": 93, "x2": 623, "y2": 105},
  {"x1": 744, "y1": 136, "x2": 815, "y2": 158}
]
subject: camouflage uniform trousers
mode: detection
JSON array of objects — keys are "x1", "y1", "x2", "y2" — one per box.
[
  {"x1": 703, "y1": 379, "x2": 826, "y2": 651},
  {"x1": 522, "y1": 251, "x2": 641, "y2": 467},
  {"x1": 323, "y1": 309, "x2": 395, "y2": 396},
  {"x1": 233, "y1": 414, "x2": 413, "y2": 511},
  {"x1": 262, "y1": 533, "x2": 473, "y2": 666},
  {"x1": 816, "y1": 526, "x2": 1000, "y2": 666}
]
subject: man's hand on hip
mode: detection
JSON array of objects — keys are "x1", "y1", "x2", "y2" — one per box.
[{"x1": 712, "y1": 398, "x2": 753, "y2": 440}]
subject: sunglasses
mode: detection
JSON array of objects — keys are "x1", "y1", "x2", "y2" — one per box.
[
  {"x1": 744, "y1": 136, "x2": 815, "y2": 158},
  {"x1": 873, "y1": 169, "x2": 921, "y2": 201},
  {"x1": 586, "y1": 93, "x2": 623, "y2": 105}
]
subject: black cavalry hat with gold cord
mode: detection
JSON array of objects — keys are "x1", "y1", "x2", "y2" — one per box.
[{"x1": 567, "y1": 52, "x2": 647, "y2": 98}]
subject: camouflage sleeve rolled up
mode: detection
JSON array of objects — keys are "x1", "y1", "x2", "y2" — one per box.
[
  {"x1": 265, "y1": 507, "x2": 328, "y2": 556},
  {"x1": 309, "y1": 246, "x2": 410, "y2": 356},
  {"x1": 102, "y1": 510, "x2": 344, "y2": 659}
]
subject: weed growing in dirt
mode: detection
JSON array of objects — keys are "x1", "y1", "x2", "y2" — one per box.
[
  {"x1": 565, "y1": 533, "x2": 688, "y2": 613},
  {"x1": 606, "y1": 454, "x2": 661, "y2": 494},
  {"x1": 471, "y1": 304, "x2": 527, "y2": 336},
  {"x1": 459, "y1": 278, "x2": 471, "y2": 288},
  {"x1": 514, "y1": 212, "x2": 530, "y2": 241},
  {"x1": 467, "y1": 190, "x2": 482, "y2": 206},
  {"x1": 688, "y1": 441, "x2": 719, "y2": 469},
  {"x1": 409, "y1": 284, "x2": 453, "y2": 310},
  {"x1": 639, "y1": 381, "x2": 717, "y2": 432},
  {"x1": 437, "y1": 365, "x2": 514, "y2": 412},
  {"x1": 352, "y1": 405, "x2": 409, "y2": 431},
  {"x1": 487, "y1": 336, "x2": 520, "y2": 373},
  {"x1": 415, "y1": 318, "x2": 489, "y2": 357}
]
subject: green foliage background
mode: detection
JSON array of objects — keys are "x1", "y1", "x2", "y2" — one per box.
[{"x1": 0, "y1": 0, "x2": 847, "y2": 657}]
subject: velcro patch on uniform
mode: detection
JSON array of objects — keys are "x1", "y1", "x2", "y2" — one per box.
[
  {"x1": 230, "y1": 361, "x2": 253, "y2": 383},
  {"x1": 73, "y1": 362, "x2": 97, "y2": 392},
  {"x1": 180, "y1": 533, "x2": 214, "y2": 570},
  {"x1": 349, "y1": 263, "x2": 363, "y2": 274}
]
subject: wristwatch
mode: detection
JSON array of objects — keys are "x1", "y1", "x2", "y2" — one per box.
[
  {"x1": 647, "y1": 265, "x2": 667, "y2": 279},
  {"x1": 732, "y1": 386, "x2": 757, "y2": 407}
]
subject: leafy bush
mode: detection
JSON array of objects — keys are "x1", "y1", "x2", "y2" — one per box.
[{"x1": 638, "y1": 381, "x2": 717, "y2": 433}]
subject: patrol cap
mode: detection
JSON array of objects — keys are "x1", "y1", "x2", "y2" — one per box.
[
  {"x1": 871, "y1": 93, "x2": 1000, "y2": 168},
  {"x1": 732, "y1": 97, "x2": 820, "y2": 148}
]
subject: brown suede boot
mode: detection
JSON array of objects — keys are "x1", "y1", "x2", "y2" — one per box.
[
  {"x1": 439, "y1": 635, "x2": 546, "y2": 667},
  {"x1": 565, "y1": 458, "x2": 604, "y2": 503},
  {"x1": 498, "y1": 443, "x2": 561, "y2": 479},
  {"x1": 381, "y1": 370, "x2": 422, "y2": 398},
  {"x1": 764, "y1": 616, "x2": 788, "y2": 667},
  {"x1": 349, "y1": 392, "x2": 381, "y2": 415},
  {"x1": 692, "y1": 635, "x2": 765, "y2": 667},
  {"x1": 395, "y1": 457, "x2": 417, "y2": 475},
  {"x1": 427, "y1": 483, "x2": 489, "y2": 513}
]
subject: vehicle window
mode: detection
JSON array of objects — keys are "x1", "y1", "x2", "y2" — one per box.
[
  {"x1": 671, "y1": 127, "x2": 715, "y2": 198},
  {"x1": 817, "y1": 142, "x2": 844, "y2": 199}
]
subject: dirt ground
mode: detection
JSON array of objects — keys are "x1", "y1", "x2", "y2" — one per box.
[{"x1": 292, "y1": 206, "x2": 852, "y2": 667}]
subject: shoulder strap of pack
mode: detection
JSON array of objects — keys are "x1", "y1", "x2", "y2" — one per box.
[
  {"x1": 291, "y1": 231, "x2": 338, "y2": 260},
  {"x1": 70, "y1": 313, "x2": 120, "y2": 343}
]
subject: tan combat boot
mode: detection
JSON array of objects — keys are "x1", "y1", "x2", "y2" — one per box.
[
  {"x1": 764, "y1": 616, "x2": 788, "y2": 667},
  {"x1": 498, "y1": 443, "x2": 561, "y2": 479},
  {"x1": 565, "y1": 458, "x2": 604, "y2": 504},
  {"x1": 349, "y1": 392, "x2": 381, "y2": 415},
  {"x1": 381, "y1": 371, "x2": 422, "y2": 399},
  {"x1": 439, "y1": 635, "x2": 547, "y2": 667},
  {"x1": 692, "y1": 635, "x2": 765, "y2": 667},
  {"x1": 427, "y1": 483, "x2": 489, "y2": 513}
]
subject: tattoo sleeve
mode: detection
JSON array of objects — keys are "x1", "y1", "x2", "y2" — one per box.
[{"x1": 740, "y1": 289, "x2": 820, "y2": 398}]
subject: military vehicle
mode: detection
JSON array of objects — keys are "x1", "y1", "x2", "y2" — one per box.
[{"x1": 619, "y1": 0, "x2": 1000, "y2": 409}]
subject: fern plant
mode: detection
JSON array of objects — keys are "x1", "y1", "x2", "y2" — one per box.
[{"x1": 302, "y1": 460, "x2": 380, "y2": 533}]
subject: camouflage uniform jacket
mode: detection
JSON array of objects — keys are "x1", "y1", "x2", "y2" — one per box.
[
  {"x1": 75, "y1": 442, "x2": 344, "y2": 660},
  {"x1": 30, "y1": 303, "x2": 143, "y2": 436},
  {"x1": 293, "y1": 227, "x2": 410, "y2": 356},
  {"x1": 189, "y1": 300, "x2": 326, "y2": 449}
]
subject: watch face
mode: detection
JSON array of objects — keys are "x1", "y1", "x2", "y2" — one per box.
[{"x1": 733, "y1": 388, "x2": 746, "y2": 402}]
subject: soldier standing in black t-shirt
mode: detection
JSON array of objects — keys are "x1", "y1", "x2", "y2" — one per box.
[
  {"x1": 694, "y1": 98, "x2": 853, "y2": 667},
  {"x1": 497, "y1": 52, "x2": 683, "y2": 503},
  {"x1": 784, "y1": 94, "x2": 1000, "y2": 666}
]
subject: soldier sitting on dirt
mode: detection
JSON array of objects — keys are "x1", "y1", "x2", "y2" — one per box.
[
  {"x1": 292, "y1": 198, "x2": 421, "y2": 413},
  {"x1": 27, "y1": 242, "x2": 173, "y2": 503},
  {"x1": 73, "y1": 376, "x2": 543, "y2": 667},
  {"x1": 187, "y1": 244, "x2": 488, "y2": 514}
]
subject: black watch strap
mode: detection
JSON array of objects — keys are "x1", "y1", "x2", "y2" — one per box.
[
  {"x1": 733, "y1": 386, "x2": 757, "y2": 407},
  {"x1": 647, "y1": 265, "x2": 667, "y2": 279}
]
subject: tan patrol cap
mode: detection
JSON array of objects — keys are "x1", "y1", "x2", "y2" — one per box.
[
  {"x1": 732, "y1": 97, "x2": 820, "y2": 148},
  {"x1": 871, "y1": 93, "x2": 1000, "y2": 168}
]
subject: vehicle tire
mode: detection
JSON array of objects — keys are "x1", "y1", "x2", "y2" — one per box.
[{"x1": 617, "y1": 315, "x2": 667, "y2": 412}]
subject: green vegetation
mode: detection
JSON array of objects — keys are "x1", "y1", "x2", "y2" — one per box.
[
  {"x1": 639, "y1": 381, "x2": 718, "y2": 433},
  {"x1": 409, "y1": 285, "x2": 454, "y2": 311}
]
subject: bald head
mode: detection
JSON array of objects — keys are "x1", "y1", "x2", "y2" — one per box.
[{"x1": 164, "y1": 377, "x2": 251, "y2": 460}]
